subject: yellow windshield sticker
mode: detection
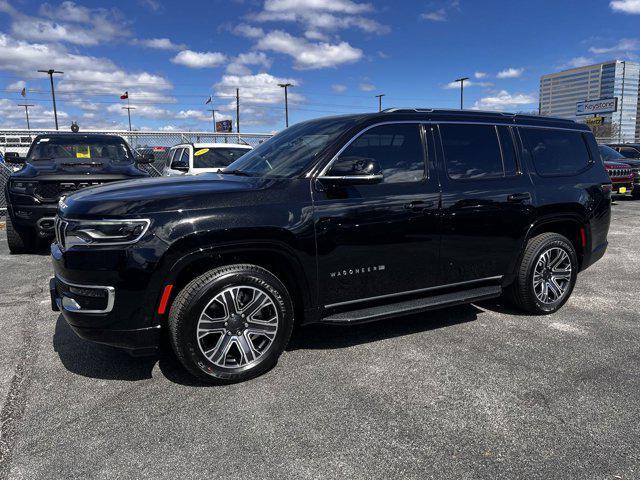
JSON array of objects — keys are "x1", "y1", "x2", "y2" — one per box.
[
  {"x1": 76, "y1": 146, "x2": 91, "y2": 158},
  {"x1": 194, "y1": 148, "x2": 210, "y2": 156}
]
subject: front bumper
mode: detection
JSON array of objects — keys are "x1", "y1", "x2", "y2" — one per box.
[
  {"x1": 50, "y1": 241, "x2": 164, "y2": 352},
  {"x1": 9, "y1": 203, "x2": 58, "y2": 236},
  {"x1": 611, "y1": 181, "x2": 634, "y2": 194}
]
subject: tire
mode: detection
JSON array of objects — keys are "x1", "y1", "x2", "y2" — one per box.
[
  {"x1": 168, "y1": 264, "x2": 294, "y2": 384},
  {"x1": 6, "y1": 215, "x2": 35, "y2": 254},
  {"x1": 507, "y1": 233, "x2": 578, "y2": 315},
  {"x1": 632, "y1": 188, "x2": 640, "y2": 200}
]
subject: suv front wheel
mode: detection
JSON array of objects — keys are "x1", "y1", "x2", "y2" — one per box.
[
  {"x1": 168, "y1": 264, "x2": 294, "y2": 384},
  {"x1": 6, "y1": 215, "x2": 35, "y2": 254},
  {"x1": 508, "y1": 232, "x2": 578, "y2": 314}
]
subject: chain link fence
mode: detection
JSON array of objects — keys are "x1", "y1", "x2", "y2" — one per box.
[{"x1": 0, "y1": 129, "x2": 273, "y2": 217}]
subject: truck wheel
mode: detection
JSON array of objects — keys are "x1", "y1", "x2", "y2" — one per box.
[
  {"x1": 168, "y1": 264, "x2": 294, "y2": 384},
  {"x1": 507, "y1": 233, "x2": 578, "y2": 314},
  {"x1": 6, "y1": 215, "x2": 35, "y2": 254}
]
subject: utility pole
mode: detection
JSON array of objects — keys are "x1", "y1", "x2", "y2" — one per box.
[
  {"x1": 375, "y1": 94, "x2": 385, "y2": 112},
  {"x1": 208, "y1": 108, "x2": 217, "y2": 132},
  {"x1": 236, "y1": 88, "x2": 240, "y2": 135},
  {"x1": 38, "y1": 69, "x2": 63, "y2": 130},
  {"x1": 454, "y1": 77, "x2": 469, "y2": 109},
  {"x1": 18, "y1": 104, "x2": 34, "y2": 131},
  {"x1": 278, "y1": 83, "x2": 293, "y2": 127},
  {"x1": 121, "y1": 97, "x2": 135, "y2": 131}
]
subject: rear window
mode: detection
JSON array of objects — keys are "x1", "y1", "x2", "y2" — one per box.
[{"x1": 521, "y1": 128, "x2": 591, "y2": 176}]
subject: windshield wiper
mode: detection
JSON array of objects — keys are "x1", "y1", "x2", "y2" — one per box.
[{"x1": 222, "y1": 169, "x2": 253, "y2": 177}]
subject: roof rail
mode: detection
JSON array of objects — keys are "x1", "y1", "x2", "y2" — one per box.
[{"x1": 382, "y1": 108, "x2": 516, "y2": 116}]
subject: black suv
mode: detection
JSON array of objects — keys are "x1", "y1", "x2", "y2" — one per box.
[
  {"x1": 49, "y1": 110, "x2": 611, "y2": 383},
  {"x1": 4, "y1": 134, "x2": 152, "y2": 253}
]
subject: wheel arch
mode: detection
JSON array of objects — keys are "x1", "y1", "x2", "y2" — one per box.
[{"x1": 523, "y1": 214, "x2": 587, "y2": 269}]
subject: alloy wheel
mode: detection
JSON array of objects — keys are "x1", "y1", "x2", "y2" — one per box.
[
  {"x1": 196, "y1": 285, "x2": 279, "y2": 369},
  {"x1": 532, "y1": 247, "x2": 572, "y2": 305}
]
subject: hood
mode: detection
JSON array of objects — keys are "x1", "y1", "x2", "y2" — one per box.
[
  {"x1": 12, "y1": 157, "x2": 148, "y2": 179},
  {"x1": 59, "y1": 173, "x2": 277, "y2": 217}
]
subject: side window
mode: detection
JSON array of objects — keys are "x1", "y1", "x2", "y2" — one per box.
[
  {"x1": 440, "y1": 124, "x2": 503, "y2": 180},
  {"x1": 497, "y1": 126, "x2": 518, "y2": 176},
  {"x1": 335, "y1": 124, "x2": 425, "y2": 183},
  {"x1": 619, "y1": 147, "x2": 640, "y2": 159},
  {"x1": 520, "y1": 128, "x2": 590, "y2": 176},
  {"x1": 170, "y1": 148, "x2": 185, "y2": 168}
]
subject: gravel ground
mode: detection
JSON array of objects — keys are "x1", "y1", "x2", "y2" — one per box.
[{"x1": 0, "y1": 200, "x2": 638, "y2": 480}]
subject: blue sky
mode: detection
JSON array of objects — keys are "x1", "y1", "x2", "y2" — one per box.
[{"x1": 0, "y1": 0, "x2": 639, "y2": 132}]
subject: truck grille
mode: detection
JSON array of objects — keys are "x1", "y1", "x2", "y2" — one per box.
[
  {"x1": 608, "y1": 168, "x2": 632, "y2": 178},
  {"x1": 54, "y1": 217, "x2": 68, "y2": 249},
  {"x1": 34, "y1": 181, "x2": 105, "y2": 202}
]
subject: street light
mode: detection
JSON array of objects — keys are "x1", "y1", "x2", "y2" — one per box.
[
  {"x1": 375, "y1": 94, "x2": 385, "y2": 112},
  {"x1": 278, "y1": 83, "x2": 293, "y2": 128},
  {"x1": 453, "y1": 77, "x2": 469, "y2": 109},
  {"x1": 18, "y1": 104, "x2": 34, "y2": 131},
  {"x1": 37, "y1": 69, "x2": 63, "y2": 130}
]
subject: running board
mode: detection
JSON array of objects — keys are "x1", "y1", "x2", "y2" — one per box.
[{"x1": 320, "y1": 285, "x2": 502, "y2": 325}]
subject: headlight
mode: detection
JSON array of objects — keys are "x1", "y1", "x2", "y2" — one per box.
[
  {"x1": 9, "y1": 180, "x2": 37, "y2": 194},
  {"x1": 63, "y1": 219, "x2": 150, "y2": 247}
]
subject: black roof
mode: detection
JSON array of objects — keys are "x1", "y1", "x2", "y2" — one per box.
[
  {"x1": 323, "y1": 108, "x2": 589, "y2": 132},
  {"x1": 32, "y1": 133, "x2": 127, "y2": 141}
]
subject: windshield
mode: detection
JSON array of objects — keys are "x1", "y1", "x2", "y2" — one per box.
[
  {"x1": 224, "y1": 117, "x2": 358, "y2": 178},
  {"x1": 193, "y1": 147, "x2": 251, "y2": 169},
  {"x1": 28, "y1": 136, "x2": 134, "y2": 163},
  {"x1": 598, "y1": 144, "x2": 624, "y2": 161}
]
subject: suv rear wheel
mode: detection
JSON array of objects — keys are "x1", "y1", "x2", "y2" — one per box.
[
  {"x1": 6, "y1": 215, "x2": 35, "y2": 254},
  {"x1": 507, "y1": 233, "x2": 578, "y2": 314},
  {"x1": 168, "y1": 264, "x2": 294, "y2": 384}
]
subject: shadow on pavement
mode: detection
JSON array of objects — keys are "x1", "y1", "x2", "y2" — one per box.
[{"x1": 54, "y1": 304, "x2": 485, "y2": 385}]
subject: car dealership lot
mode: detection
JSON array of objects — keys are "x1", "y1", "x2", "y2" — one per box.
[{"x1": 0, "y1": 200, "x2": 638, "y2": 480}]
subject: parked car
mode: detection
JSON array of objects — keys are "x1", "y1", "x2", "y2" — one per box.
[
  {"x1": 163, "y1": 143, "x2": 252, "y2": 176},
  {"x1": 4, "y1": 134, "x2": 153, "y2": 253},
  {"x1": 606, "y1": 143, "x2": 640, "y2": 159},
  {"x1": 50, "y1": 109, "x2": 611, "y2": 383},
  {"x1": 599, "y1": 144, "x2": 640, "y2": 198}
]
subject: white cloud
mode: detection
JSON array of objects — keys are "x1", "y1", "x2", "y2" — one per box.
[
  {"x1": 474, "y1": 71, "x2": 487, "y2": 79},
  {"x1": 305, "y1": 30, "x2": 330, "y2": 41},
  {"x1": 171, "y1": 50, "x2": 227, "y2": 68},
  {"x1": 332, "y1": 84, "x2": 347, "y2": 93},
  {"x1": 562, "y1": 56, "x2": 595, "y2": 68},
  {"x1": 137, "y1": 37, "x2": 186, "y2": 51},
  {"x1": 589, "y1": 38, "x2": 639, "y2": 54},
  {"x1": 252, "y1": 0, "x2": 388, "y2": 34},
  {"x1": 233, "y1": 23, "x2": 265, "y2": 38},
  {"x1": 496, "y1": 67, "x2": 524, "y2": 79},
  {"x1": 225, "y1": 51, "x2": 272, "y2": 75},
  {"x1": 0, "y1": 98, "x2": 68, "y2": 129},
  {"x1": 0, "y1": 0, "x2": 130, "y2": 46},
  {"x1": 256, "y1": 30, "x2": 362, "y2": 69},
  {"x1": 138, "y1": 0, "x2": 161, "y2": 12},
  {"x1": 443, "y1": 79, "x2": 493, "y2": 89},
  {"x1": 610, "y1": 0, "x2": 640, "y2": 13},
  {"x1": 359, "y1": 82, "x2": 375, "y2": 92},
  {"x1": 473, "y1": 90, "x2": 536, "y2": 111},
  {"x1": 6, "y1": 79, "x2": 25, "y2": 91},
  {"x1": 422, "y1": 9, "x2": 446, "y2": 21}
]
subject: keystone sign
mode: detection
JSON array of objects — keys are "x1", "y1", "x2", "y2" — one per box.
[{"x1": 576, "y1": 98, "x2": 618, "y2": 116}]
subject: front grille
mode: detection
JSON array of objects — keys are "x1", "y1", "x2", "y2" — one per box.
[
  {"x1": 54, "y1": 217, "x2": 68, "y2": 249},
  {"x1": 608, "y1": 168, "x2": 632, "y2": 178},
  {"x1": 34, "y1": 180, "x2": 105, "y2": 202}
]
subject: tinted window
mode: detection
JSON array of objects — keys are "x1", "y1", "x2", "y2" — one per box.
[
  {"x1": 441, "y1": 124, "x2": 503, "y2": 179},
  {"x1": 28, "y1": 136, "x2": 133, "y2": 163},
  {"x1": 498, "y1": 127, "x2": 518, "y2": 176},
  {"x1": 335, "y1": 124, "x2": 425, "y2": 183},
  {"x1": 193, "y1": 148, "x2": 250, "y2": 169},
  {"x1": 522, "y1": 129, "x2": 590, "y2": 176},
  {"x1": 598, "y1": 144, "x2": 624, "y2": 161},
  {"x1": 619, "y1": 146, "x2": 640, "y2": 158}
]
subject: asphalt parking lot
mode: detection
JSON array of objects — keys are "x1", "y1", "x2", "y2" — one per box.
[{"x1": 0, "y1": 200, "x2": 638, "y2": 480}]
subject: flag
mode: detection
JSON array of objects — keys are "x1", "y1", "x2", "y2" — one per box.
[
  {"x1": 120, "y1": 91, "x2": 129, "y2": 100},
  {"x1": 20, "y1": 87, "x2": 26, "y2": 97},
  {"x1": 205, "y1": 95, "x2": 212, "y2": 105}
]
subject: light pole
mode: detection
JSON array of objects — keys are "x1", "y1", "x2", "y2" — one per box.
[
  {"x1": 208, "y1": 108, "x2": 216, "y2": 132},
  {"x1": 37, "y1": 69, "x2": 63, "y2": 130},
  {"x1": 121, "y1": 102, "x2": 135, "y2": 131},
  {"x1": 375, "y1": 93, "x2": 385, "y2": 112},
  {"x1": 18, "y1": 104, "x2": 34, "y2": 131},
  {"x1": 454, "y1": 77, "x2": 469, "y2": 109},
  {"x1": 278, "y1": 83, "x2": 293, "y2": 127}
]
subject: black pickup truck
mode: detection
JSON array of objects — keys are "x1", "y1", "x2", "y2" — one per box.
[{"x1": 4, "y1": 133, "x2": 153, "y2": 253}]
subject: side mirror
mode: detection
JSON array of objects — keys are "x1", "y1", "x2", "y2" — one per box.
[
  {"x1": 318, "y1": 156, "x2": 383, "y2": 186},
  {"x1": 136, "y1": 152, "x2": 155, "y2": 164},
  {"x1": 4, "y1": 152, "x2": 25, "y2": 164}
]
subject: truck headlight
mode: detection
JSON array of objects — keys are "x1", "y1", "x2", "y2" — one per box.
[
  {"x1": 63, "y1": 219, "x2": 150, "y2": 247},
  {"x1": 9, "y1": 180, "x2": 37, "y2": 194}
]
